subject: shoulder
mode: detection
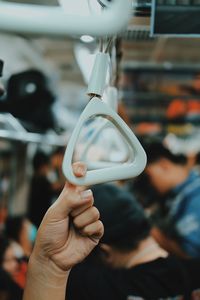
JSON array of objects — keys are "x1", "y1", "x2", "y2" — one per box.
[{"x1": 67, "y1": 262, "x2": 113, "y2": 300}]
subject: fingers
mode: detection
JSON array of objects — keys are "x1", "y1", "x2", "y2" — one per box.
[
  {"x1": 66, "y1": 162, "x2": 87, "y2": 191},
  {"x1": 72, "y1": 162, "x2": 87, "y2": 177},
  {"x1": 44, "y1": 161, "x2": 89, "y2": 221},
  {"x1": 71, "y1": 195, "x2": 94, "y2": 218},
  {"x1": 72, "y1": 203, "x2": 103, "y2": 243},
  {"x1": 73, "y1": 206, "x2": 100, "y2": 228},
  {"x1": 47, "y1": 188, "x2": 94, "y2": 219},
  {"x1": 80, "y1": 220, "x2": 104, "y2": 242}
]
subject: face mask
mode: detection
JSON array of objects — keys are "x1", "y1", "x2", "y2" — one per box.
[{"x1": 28, "y1": 224, "x2": 37, "y2": 243}]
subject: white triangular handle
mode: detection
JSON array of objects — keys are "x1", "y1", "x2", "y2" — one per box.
[
  {"x1": 80, "y1": 87, "x2": 131, "y2": 169},
  {"x1": 62, "y1": 97, "x2": 147, "y2": 186}
]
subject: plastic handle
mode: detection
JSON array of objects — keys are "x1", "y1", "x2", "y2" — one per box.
[
  {"x1": 62, "y1": 97, "x2": 147, "y2": 186},
  {"x1": 103, "y1": 86, "x2": 118, "y2": 112},
  {"x1": 87, "y1": 53, "x2": 109, "y2": 97},
  {"x1": 0, "y1": 0, "x2": 132, "y2": 37},
  {"x1": 80, "y1": 87, "x2": 132, "y2": 170}
]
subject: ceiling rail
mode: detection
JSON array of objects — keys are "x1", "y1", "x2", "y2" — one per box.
[{"x1": 0, "y1": 0, "x2": 131, "y2": 37}]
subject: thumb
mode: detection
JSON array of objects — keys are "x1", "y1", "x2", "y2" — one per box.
[{"x1": 47, "y1": 184, "x2": 93, "y2": 219}]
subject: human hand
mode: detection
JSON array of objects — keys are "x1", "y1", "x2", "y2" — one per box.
[{"x1": 31, "y1": 162, "x2": 104, "y2": 272}]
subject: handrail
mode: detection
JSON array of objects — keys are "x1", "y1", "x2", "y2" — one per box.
[
  {"x1": 0, "y1": 113, "x2": 67, "y2": 146},
  {"x1": 0, "y1": 0, "x2": 132, "y2": 37}
]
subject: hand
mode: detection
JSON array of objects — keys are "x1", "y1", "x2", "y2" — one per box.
[{"x1": 32, "y1": 162, "x2": 104, "y2": 272}]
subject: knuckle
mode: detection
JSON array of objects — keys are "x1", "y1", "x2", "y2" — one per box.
[
  {"x1": 91, "y1": 207, "x2": 100, "y2": 220},
  {"x1": 97, "y1": 220, "x2": 104, "y2": 234},
  {"x1": 73, "y1": 217, "x2": 82, "y2": 228},
  {"x1": 81, "y1": 226, "x2": 90, "y2": 236}
]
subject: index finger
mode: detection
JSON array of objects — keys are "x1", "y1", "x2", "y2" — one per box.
[
  {"x1": 72, "y1": 162, "x2": 87, "y2": 178},
  {"x1": 66, "y1": 162, "x2": 88, "y2": 192}
]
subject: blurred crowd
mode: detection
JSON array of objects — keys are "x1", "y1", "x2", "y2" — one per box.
[
  {"x1": 0, "y1": 140, "x2": 200, "y2": 299},
  {"x1": 0, "y1": 146, "x2": 65, "y2": 300}
]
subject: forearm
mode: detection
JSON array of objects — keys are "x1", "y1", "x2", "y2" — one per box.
[{"x1": 23, "y1": 253, "x2": 70, "y2": 300}]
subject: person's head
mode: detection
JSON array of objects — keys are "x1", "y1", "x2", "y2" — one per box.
[
  {"x1": 5, "y1": 216, "x2": 37, "y2": 257},
  {"x1": 0, "y1": 236, "x2": 18, "y2": 276},
  {"x1": 92, "y1": 184, "x2": 151, "y2": 267},
  {"x1": 0, "y1": 59, "x2": 5, "y2": 96},
  {"x1": 32, "y1": 150, "x2": 50, "y2": 174},
  {"x1": 144, "y1": 142, "x2": 188, "y2": 194}
]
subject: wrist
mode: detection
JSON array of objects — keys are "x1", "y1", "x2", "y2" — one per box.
[
  {"x1": 23, "y1": 252, "x2": 70, "y2": 300},
  {"x1": 27, "y1": 251, "x2": 70, "y2": 288}
]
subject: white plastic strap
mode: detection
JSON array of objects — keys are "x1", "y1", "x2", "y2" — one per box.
[
  {"x1": 81, "y1": 86, "x2": 130, "y2": 169},
  {"x1": 87, "y1": 53, "x2": 109, "y2": 97},
  {"x1": 62, "y1": 97, "x2": 147, "y2": 186}
]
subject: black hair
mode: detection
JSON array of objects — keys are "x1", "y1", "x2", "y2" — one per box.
[
  {"x1": 52, "y1": 147, "x2": 65, "y2": 156},
  {"x1": 0, "y1": 60, "x2": 3, "y2": 77},
  {"x1": 0, "y1": 236, "x2": 11, "y2": 267},
  {"x1": 143, "y1": 141, "x2": 187, "y2": 165},
  {"x1": 4, "y1": 216, "x2": 26, "y2": 243},
  {"x1": 32, "y1": 150, "x2": 49, "y2": 171},
  {"x1": 92, "y1": 184, "x2": 151, "y2": 252}
]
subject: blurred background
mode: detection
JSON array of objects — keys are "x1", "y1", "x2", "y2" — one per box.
[
  {"x1": 0, "y1": 0, "x2": 200, "y2": 218},
  {"x1": 1, "y1": 2, "x2": 200, "y2": 298}
]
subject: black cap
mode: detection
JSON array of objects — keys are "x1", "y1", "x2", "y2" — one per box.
[{"x1": 92, "y1": 184, "x2": 150, "y2": 248}]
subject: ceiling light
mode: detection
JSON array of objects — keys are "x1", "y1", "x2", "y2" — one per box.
[{"x1": 80, "y1": 35, "x2": 95, "y2": 43}]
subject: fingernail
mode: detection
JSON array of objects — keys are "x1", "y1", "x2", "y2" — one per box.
[
  {"x1": 80, "y1": 189, "x2": 93, "y2": 200},
  {"x1": 77, "y1": 165, "x2": 87, "y2": 176}
]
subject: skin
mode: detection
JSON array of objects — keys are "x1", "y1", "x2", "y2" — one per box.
[
  {"x1": 23, "y1": 162, "x2": 104, "y2": 300},
  {"x1": 151, "y1": 227, "x2": 188, "y2": 258},
  {"x1": 2, "y1": 246, "x2": 19, "y2": 277},
  {"x1": 99, "y1": 237, "x2": 168, "y2": 269},
  {"x1": 145, "y1": 158, "x2": 189, "y2": 195}
]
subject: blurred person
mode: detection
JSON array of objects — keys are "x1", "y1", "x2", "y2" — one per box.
[
  {"x1": 28, "y1": 150, "x2": 56, "y2": 227},
  {"x1": 67, "y1": 183, "x2": 200, "y2": 300},
  {"x1": 0, "y1": 236, "x2": 23, "y2": 300},
  {"x1": 195, "y1": 151, "x2": 200, "y2": 173},
  {"x1": 23, "y1": 165, "x2": 200, "y2": 300},
  {"x1": 4, "y1": 216, "x2": 36, "y2": 289},
  {"x1": 130, "y1": 172, "x2": 160, "y2": 215},
  {"x1": 144, "y1": 141, "x2": 200, "y2": 258},
  {"x1": 187, "y1": 151, "x2": 200, "y2": 174},
  {"x1": 5, "y1": 216, "x2": 37, "y2": 259},
  {"x1": 48, "y1": 147, "x2": 65, "y2": 199}
]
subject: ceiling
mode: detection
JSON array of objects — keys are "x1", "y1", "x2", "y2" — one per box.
[
  {"x1": 2, "y1": 0, "x2": 200, "y2": 85},
  {"x1": 1, "y1": 0, "x2": 200, "y2": 89},
  {"x1": 0, "y1": 0, "x2": 200, "y2": 149}
]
